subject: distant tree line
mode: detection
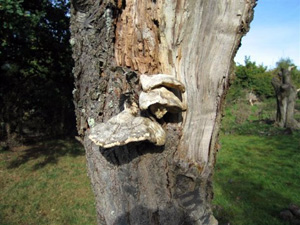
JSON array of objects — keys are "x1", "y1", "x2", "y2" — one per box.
[
  {"x1": 0, "y1": 0, "x2": 74, "y2": 147},
  {"x1": 227, "y1": 56, "x2": 300, "y2": 129},
  {"x1": 228, "y1": 56, "x2": 300, "y2": 102}
]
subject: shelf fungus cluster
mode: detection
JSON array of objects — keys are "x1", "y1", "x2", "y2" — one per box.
[{"x1": 89, "y1": 74, "x2": 186, "y2": 148}]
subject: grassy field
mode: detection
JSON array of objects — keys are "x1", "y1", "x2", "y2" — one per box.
[
  {"x1": 213, "y1": 132, "x2": 300, "y2": 225},
  {"x1": 213, "y1": 99, "x2": 300, "y2": 225},
  {"x1": 0, "y1": 139, "x2": 97, "y2": 225}
]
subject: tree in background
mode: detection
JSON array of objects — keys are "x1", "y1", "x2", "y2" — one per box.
[
  {"x1": 271, "y1": 58, "x2": 300, "y2": 129},
  {"x1": 275, "y1": 58, "x2": 300, "y2": 90},
  {"x1": 70, "y1": 0, "x2": 256, "y2": 224},
  {"x1": 0, "y1": 0, "x2": 74, "y2": 146}
]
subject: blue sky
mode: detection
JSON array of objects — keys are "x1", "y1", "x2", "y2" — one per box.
[{"x1": 235, "y1": 0, "x2": 300, "y2": 69}]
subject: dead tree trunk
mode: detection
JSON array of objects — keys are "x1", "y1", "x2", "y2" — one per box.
[
  {"x1": 272, "y1": 67, "x2": 300, "y2": 129},
  {"x1": 70, "y1": 1, "x2": 255, "y2": 224}
]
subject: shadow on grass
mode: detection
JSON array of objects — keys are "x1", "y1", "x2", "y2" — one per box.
[
  {"x1": 214, "y1": 171, "x2": 292, "y2": 225},
  {"x1": 7, "y1": 139, "x2": 84, "y2": 170},
  {"x1": 224, "y1": 118, "x2": 300, "y2": 137}
]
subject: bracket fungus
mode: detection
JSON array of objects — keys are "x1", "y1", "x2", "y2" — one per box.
[
  {"x1": 139, "y1": 87, "x2": 187, "y2": 119},
  {"x1": 88, "y1": 74, "x2": 186, "y2": 148},
  {"x1": 89, "y1": 108, "x2": 166, "y2": 148},
  {"x1": 140, "y1": 74, "x2": 186, "y2": 92},
  {"x1": 139, "y1": 74, "x2": 186, "y2": 119}
]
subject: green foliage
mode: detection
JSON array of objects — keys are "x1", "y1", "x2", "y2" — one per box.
[
  {"x1": 274, "y1": 58, "x2": 300, "y2": 88},
  {"x1": 250, "y1": 71, "x2": 274, "y2": 98},
  {"x1": 0, "y1": 139, "x2": 97, "y2": 225},
  {"x1": 235, "y1": 56, "x2": 267, "y2": 85},
  {"x1": 0, "y1": 0, "x2": 74, "y2": 140},
  {"x1": 276, "y1": 58, "x2": 295, "y2": 70},
  {"x1": 234, "y1": 56, "x2": 274, "y2": 99},
  {"x1": 228, "y1": 57, "x2": 300, "y2": 105},
  {"x1": 269, "y1": 58, "x2": 300, "y2": 99},
  {"x1": 292, "y1": 69, "x2": 300, "y2": 89}
]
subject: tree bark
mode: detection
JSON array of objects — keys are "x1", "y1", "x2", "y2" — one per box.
[
  {"x1": 70, "y1": 0, "x2": 256, "y2": 224},
  {"x1": 272, "y1": 67, "x2": 300, "y2": 129}
]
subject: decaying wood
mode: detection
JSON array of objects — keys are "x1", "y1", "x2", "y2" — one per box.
[
  {"x1": 70, "y1": 0, "x2": 256, "y2": 224},
  {"x1": 272, "y1": 67, "x2": 300, "y2": 129}
]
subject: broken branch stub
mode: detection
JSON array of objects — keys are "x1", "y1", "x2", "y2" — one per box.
[
  {"x1": 139, "y1": 87, "x2": 187, "y2": 119},
  {"x1": 88, "y1": 109, "x2": 166, "y2": 148},
  {"x1": 140, "y1": 74, "x2": 186, "y2": 92}
]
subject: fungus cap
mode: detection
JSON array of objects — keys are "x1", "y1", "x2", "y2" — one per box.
[
  {"x1": 88, "y1": 109, "x2": 166, "y2": 148},
  {"x1": 140, "y1": 74, "x2": 185, "y2": 92}
]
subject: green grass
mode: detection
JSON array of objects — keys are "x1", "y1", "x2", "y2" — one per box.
[
  {"x1": 0, "y1": 139, "x2": 97, "y2": 225},
  {"x1": 213, "y1": 99, "x2": 300, "y2": 225}
]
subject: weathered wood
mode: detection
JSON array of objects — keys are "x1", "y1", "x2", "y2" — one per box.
[
  {"x1": 272, "y1": 67, "x2": 300, "y2": 129},
  {"x1": 70, "y1": 0, "x2": 256, "y2": 224}
]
